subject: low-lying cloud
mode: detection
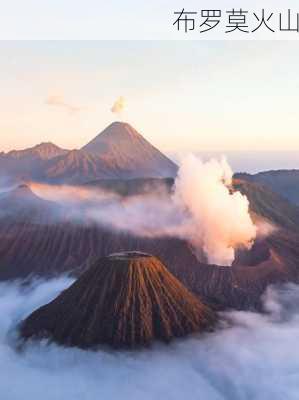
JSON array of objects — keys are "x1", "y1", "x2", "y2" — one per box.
[
  {"x1": 1, "y1": 278, "x2": 299, "y2": 400},
  {"x1": 29, "y1": 156, "x2": 257, "y2": 266}
]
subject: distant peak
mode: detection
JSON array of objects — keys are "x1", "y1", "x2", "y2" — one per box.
[
  {"x1": 108, "y1": 121, "x2": 131, "y2": 128},
  {"x1": 5, "y1": 142, "x2": 67, "y2": 160},
  {"x1": 102, "y1": 121, "x2": 140, "y2": 136},
  {"x1": 81, "y1": 121, "x2": 143, "y2": 156},
  {"x1": 0, "y1": 183, "x2": 38, "y2": 201},
  {"x1": 33, "y1": 142, "x2": 67, "y2": 153},
  {"x1": 80, "y1": 120, "x2": 178, "y2": 179},
  {"x1": 13, "y1": 183, "x2": 34, "y2": 195},
  {"x1": 110, "y1": 120, "x2": 125, "y2": 126},
  {"x1": 34, "y1": 142, "x2": 60, "y2": 149}
]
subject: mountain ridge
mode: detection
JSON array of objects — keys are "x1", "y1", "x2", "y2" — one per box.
[
  {"x1": 2, "y1": 142, "x2": 68, "y2": 160},
  {"x1": 235, "y1": 170, "x2": 299, "y2": 206},
  {"x1": 0, "y1": 122, "x2": 178, "y2": 184}
]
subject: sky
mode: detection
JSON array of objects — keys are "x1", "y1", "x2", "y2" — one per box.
[
  {"x1": 0, "y1": 41, "x2": 299, "y2": 154},
  {"x1": 1, "y1": 0, "x2": 299, "y2": 39}
]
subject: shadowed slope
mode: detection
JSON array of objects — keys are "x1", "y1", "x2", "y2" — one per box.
[
  {"x1": 0, "y1": 142, "x2": 67, "y2": 161},
  {"x1": 0, "y1": 183, "x2": 61, "y2": 222},
  {"x1": 0, "y1": 143, "x2": 68, "y2": 184},
  {"x1": 234, "y1": 179, "x2": 299, "y2": 234},
  {"x1": 0, "y1": 122, "x2": 177, "y2": 184},
  {"x1": 20, "y1": 252, "x2": 216, "y2": 349},
  {"x1": 235, "y1": 170, "x2": 299, "y2": 206},
  {"x1": 2, "y1": 178, "x2": 299, "y2": 311}
]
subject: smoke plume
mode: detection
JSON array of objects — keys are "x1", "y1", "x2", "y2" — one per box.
[
  {"x1": 111, "y1": 96, "x2": 126, "y2": 117},
  {"x1": 14, "y1": 156, "x2": 257, "y2": 267},
  {"x1": 1, "y1": 278, "x2": 299, "y2": 400},
  {"x1": 173, "y1": 155, "x2": 257, "y2": 266}
]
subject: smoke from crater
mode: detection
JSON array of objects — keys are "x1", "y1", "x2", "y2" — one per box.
[
  {"x1": 25, "y1": 156, "x2": 257, "y2": 267},
  {"x1": 111, "y1": 96, "x2": 126, "y2": 118},
  {"x1": 173, "y1": 155, "x2": 257, "y2": 266}
]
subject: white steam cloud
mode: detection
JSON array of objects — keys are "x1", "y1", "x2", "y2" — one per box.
[
  {"x1": 111, "y1": 96, "x2": 126, "y2": 117},
  {"x1": 1, "y1": 278, "x2": 299, "y2": 400},
  {"x1": 173, "y1": 155, "x2": 257, "y2": 266},
  {"x1": 28, "y1": 156, "x2": 257, "y2": 266}
]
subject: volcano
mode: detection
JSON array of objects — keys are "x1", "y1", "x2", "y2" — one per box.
[
  {"x1": 20, "y1": 252, "x2": 216, "y2": 349},
  {"x1": 1, "y1": 179, "x2": 299, "y2": 310},
  {"x1": 81, "y1": 122, "x2": 177, "y2": 179},
  {"x1": 0, "y1": 183, "x2": 59, "y2": 221},
  {"x1": 37, "y1": 121, "x2": 178, "y2": 183},
  {"x1": 0, "y1": 122, "x2": 177, "y2": 185}
]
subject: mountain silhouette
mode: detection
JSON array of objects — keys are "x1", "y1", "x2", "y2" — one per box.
[
  {"x1": 0, "y1": 122, "x2": 177, "y2": 184},
  {"x1": 235, "y1": 170, "x2": 299, "y2": 206},
  {"x1": 82, "y1": 121, "x2": 177, "y2": 178},
  {"x1": 0, "y1": 143, "x2": 67, "y2": 183}
]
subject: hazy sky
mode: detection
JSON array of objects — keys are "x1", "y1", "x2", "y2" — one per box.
[{"x1": 0, "y1": 41, "x2": 299, "y2": 153}]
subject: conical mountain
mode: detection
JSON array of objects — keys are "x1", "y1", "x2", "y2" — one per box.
[
  {"x1": 20, "y1": 252, "x2": 216, "y2": 349},
  {"x1": 81, "y1": 121, "x2": 178, "y2": 179},
  {"x1": 0, "y1": 183, "x2": 61, "y2": 222},
  {"x1": 0, "y1": 122, "x2": 177, "y2": 184},
  {"x1": 0, "y1": 183, "x2": 42, "y2": 208}
]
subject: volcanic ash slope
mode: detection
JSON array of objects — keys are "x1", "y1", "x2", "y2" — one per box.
[{"x1": 20, "y1": 252, "x2": 216, "y2": 349}]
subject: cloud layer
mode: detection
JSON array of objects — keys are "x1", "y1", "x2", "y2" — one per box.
[
  {"x1": 173, "y1": 155, "x2": 257, "y2": 265},
  {"x1": 30, "y1": 156, "x2": 257, "y2": 266},
  {"x1": 1, "y1": 278, "x2": 299, "y2": 400},
  {"x1": 45, "y1": 95, "x2": 83, "y2": 114}
]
